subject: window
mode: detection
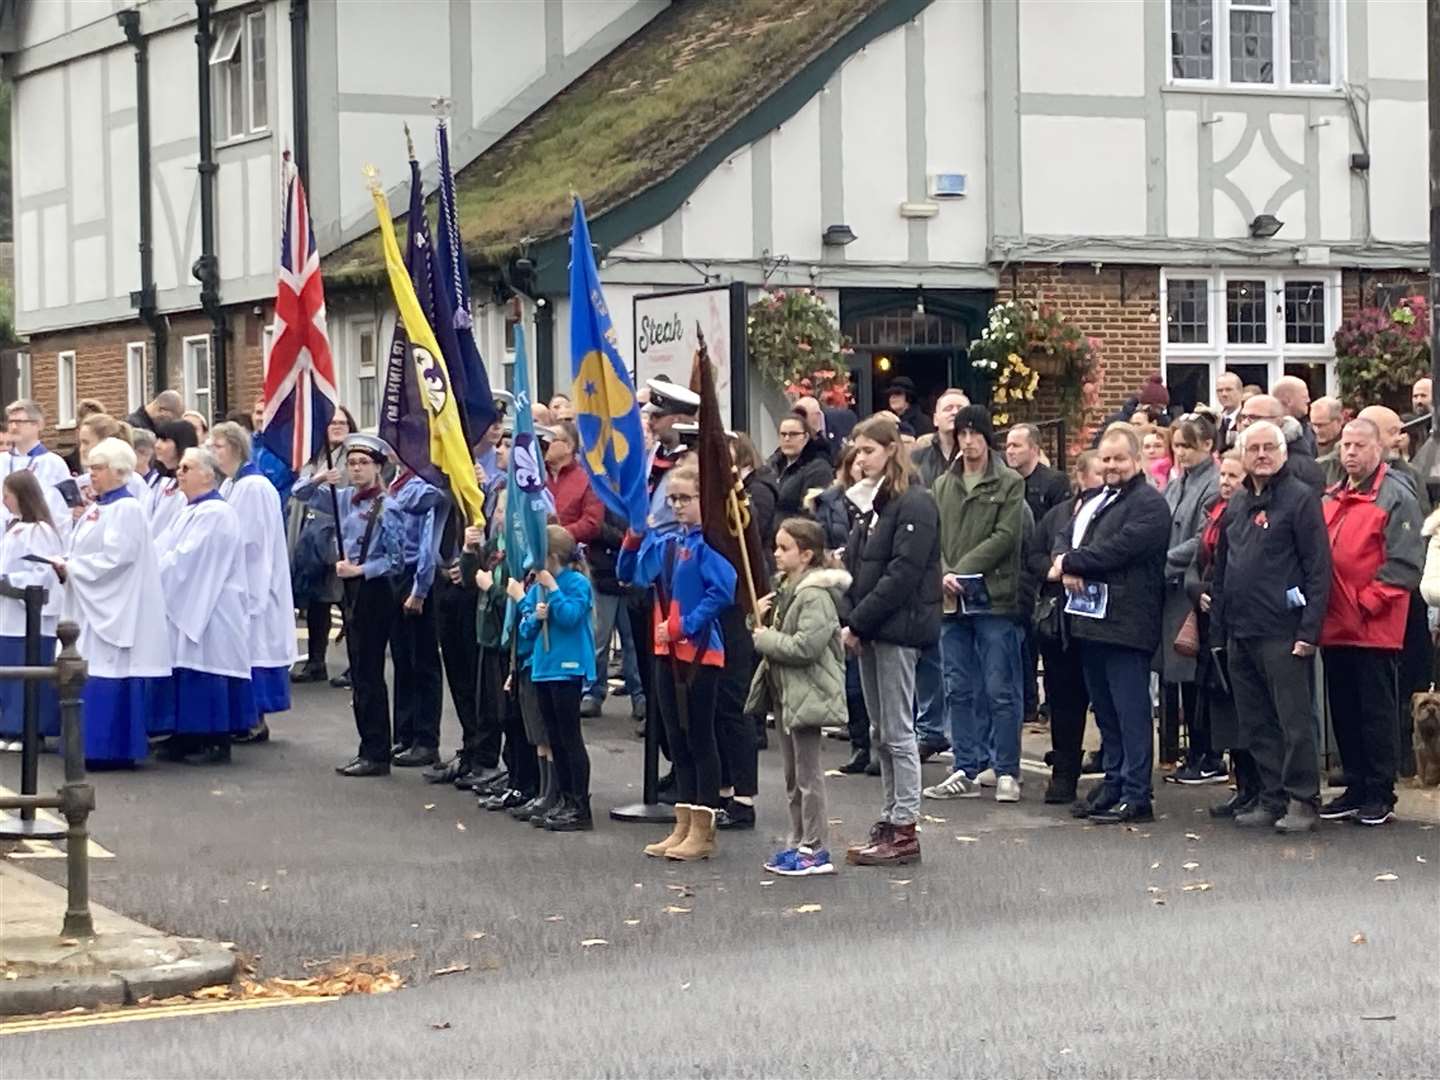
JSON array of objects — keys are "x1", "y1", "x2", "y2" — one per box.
[
  {"x1": 503, "y1": 309, "x2": 520, "y2": 394},
  {"x1": 1161, "y1": 269, "x2": 1341, "y2": 405},
  {"x1": 126, "y1": 342, "x2": 147, "y2": 413},
  {"x1": 15, "y1": 351, "x2": 30, "y2": 401},
  {"x1": 183, "y1": 335, "x2": 212, "y2": 422},
  {"x1": 210, "y1": 10, "x2": 268, "y2": 141},
  {"x1": 1168, "y1": 0, "x2": 1337, "y2": 89},
  {"x1": 261, "y1": 324, "x2": 275, "y2": 373},
  {"x1": 56, "y1": 351, "x2": 76, "y2": 427},
  {"x1": 356, "y1": 326, "x2": 377, "y2": 429}
]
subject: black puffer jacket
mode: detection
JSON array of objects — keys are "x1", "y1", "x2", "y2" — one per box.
[
  {"x1": 1055, "y1": 473, "x2": 1171, "y2": 653},
  {"x1": 843, "y1": 481, "x2": 942, "y2": 649},
  {"x1": 812, "y1": 484, "x2": 854, "y2": 550},
  {"x1": 744, "y1": 467, "x2": 779, "y2": 578},
  {"x1": 770, "y1": 437, "x2": 836, "y2": 517}
]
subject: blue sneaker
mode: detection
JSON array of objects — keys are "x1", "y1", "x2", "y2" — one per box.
[
  {"x1": 774, "y1": 847, "x2": 836, "y2": 877},
  {"x1": 763, "y1": 848, "x2": 799, "y2": 873}
]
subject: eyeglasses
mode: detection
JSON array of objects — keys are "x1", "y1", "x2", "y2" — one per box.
[
  {"x1": 778, "y1": 429, "x2": 806, "y2": 438},
  {"x1": 667, "y1": 493, "x2": 697, "y2": 506}
]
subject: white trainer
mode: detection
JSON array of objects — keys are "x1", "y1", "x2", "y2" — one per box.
[
  {"x1": 976, "y1": 767, "x2": 998, "y2": 787},
  {"x1": 923, "y1": 771, "x2": 982, "y2": 799},
  {"x1": 995, "y1": 775, "x2": 1021, "y2": 803}
]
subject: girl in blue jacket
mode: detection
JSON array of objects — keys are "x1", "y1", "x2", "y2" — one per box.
[
  {"x1": 515, "y1": 524, "x2": 597, "y2": 832},
  {"x1": 617, "y1": 465, "x2": 738, "y2": 861}
]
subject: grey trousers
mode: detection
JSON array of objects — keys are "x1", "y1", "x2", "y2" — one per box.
[
  {"x1": 859, "y1": 641, "x2": 921, "y2": 826},
  {"x1": 1228, "y1": 635, "x2": 1319, "y2": 810},
  {"x1": 780, "y1": 725, "x2": 827, "y2": 850}
]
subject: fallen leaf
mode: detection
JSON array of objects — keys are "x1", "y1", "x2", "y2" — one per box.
[
  {"x1": 275, "y1": 869, "x2": 287, "y2": 877},
  {"x1": 666, "y1": 884, "x2": 695, "y2": 898},
  {"x1": 423, "y1": 803, "x2": 436, "y2": 811},
  {"x1": 1374, "y1": 873, "x2": 1399, "y2": 882},
  {"x1": 455, "y1": 822, "x2": 467, "y2": 832},
  {"x1": 1185, "y1": 832, "x2": 1202, "y2": 841},
  {"x1": 955, "y1": 835, "x2": 979, "y2": 843},
  {"x1": 1416, "y1": 856, "x2": 1428, "y2": 864},
  {"x1": 1182, "y1": 861, "x2": 1200, "y2": 871},
  {"x1": 759, "y1": 880, "x2": 774, "y2": 887},
  {"x1": 890, "y1": 879, "x2": 912, "y2": 886},
  {"x1": 823, "y1": 769, "x2": 844, "y2": 777},
  {"x1": 431, "y1": 1022, "x2": 451, "y2": 1030},
  {"x1": 1151, "y1": 897, "x2": 1166, "y2": 906},
  {"x1": 259, "y1": 884, "x2": 270, "y2": 893},
  {"x1": 623, "y1": 919, "x2": 640, "y2": 926},
  {"x1": 680, "y1": 982, "x2": 692, "y2": 991},
  {"x1": 1150, "y1": 861, "x2": 1161, "y2": 870},
  {"x1": 543, "y1": 915, "x2": 564, "y2": 922},
  {"x1": 1146, "y1": 886, "x2": 1163, "y2": 895},
  {"x1": 1181, "y1": 881, "x2": 1213, "y2": 892},
  {"x1": 1351, "y1": 932, "x2": 1368, "y2": 945},
  {"x1": 633, "y1": 883, "x2": 643, "y2": 889},
  {"x1": 1420, "y1": 824, "x2": 1434, "y2": 830},
  {"x1": 789, "y1": 903, "x2": 823, "y2": 914},
  {"x1": 663, "y1": 905, "x2": 691, "y2": 915},
  {"x1": 410, "y1": 923, "x2": 420, "y2": 928},
  {"x1": 921, "y1": 814, "x2": 946, "y2": 824},
  {"x1": 827, "y1": 818, "x2": 844, "y2": 826},
  {"x1": 431, "y1": 964, "x2": 470, "y2": 977},
  {"x1": 1060, "y1": 1048, "x2": 1073, "y2": 1055},
  {"x1": 193, "y1": 985, "x2": 231, "y2": 1000},
  {"x1": 210, "y1": 789, "x2": 224, "y2": 796},
  {"x1": 58, "y1": 938, "x2": 79, "y2": 947},
  {"x1": 1360, "y1": 1014, "x2": 1396, "y2": 1021},
  {"x1": 467, "y1": 932, "x2": 487, "y2": 941},
  {"x1": 579, "y1": 938, "x2": 609, "y2": 948}
]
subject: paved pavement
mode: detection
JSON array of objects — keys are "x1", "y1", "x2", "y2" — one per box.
[{"x1": 3, "y1": 669, "x2": 1438, "y2": 1077}]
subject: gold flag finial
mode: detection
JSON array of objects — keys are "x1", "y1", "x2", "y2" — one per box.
[{"x1": 362, "y1": 163, "x2": 381, "y2": 194}]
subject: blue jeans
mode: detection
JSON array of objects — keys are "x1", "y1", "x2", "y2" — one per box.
[
  {"x1": 944, "y1": 615, "x2": 1024, "y2": 778},
  {"x1": 913, "y1": 642, "x2": 948, "y2": 747},
  {"x1": 1080, "y1": 641, "x2": 1154, "y2": 806},
  {"x1": 586, "y1": 592, "x2": 643, "y2": 704}
]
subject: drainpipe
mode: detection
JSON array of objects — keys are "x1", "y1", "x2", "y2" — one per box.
[
  {"x1": 117, "y1": 9, "x2": 168, "y2": 395},
  {"x1": 289, "y1": 0, "x2": 309, "y2": 188},
  {"x1": 193, "y1": 0, "x2": 228, "y2": 418}
]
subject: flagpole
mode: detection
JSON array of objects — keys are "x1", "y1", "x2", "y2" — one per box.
[{"x1": 725, "y1": 484, "x2": 761, "y2": 615}]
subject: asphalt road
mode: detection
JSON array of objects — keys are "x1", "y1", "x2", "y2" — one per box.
[{"x1": 6, "y1": 668, "x2": 1439, "y2": 1078}]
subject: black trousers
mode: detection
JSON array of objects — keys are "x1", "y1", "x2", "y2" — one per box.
[
  {"x1": 715, "y1": 606, "x2": 758, "y2": 797},
  {"x1": 472, "y1": 645, "x2": 505, "y2": 771},
  {"x1": 344, "y1": 577, "x2": 396, "y2": 763},
  {"x1": 627, "y1": 592, "x2": 670, "y2": 761},
  {"x1": 391, "y1": 569, "x2": 443, "y2": 750},
  {"x1": 304, "y1": 601, "x2": 332, "y2": 669},
  {"x1": 657, "y1": 662, "x2": 722, "y2": 808},
  {"x1": 433, "y1": 573, "x2": 481, "y2": 761},
  {"x1": 1324, "y1": 645, "x2": 1400, "y2": 807},
  {"x1": 1228, "y1": 636, "x2": 1318, "y2": 812},
  {"x1": 537, "y1": 677, "x2": 590, "y2": 799},
  {"x1": 499, "y1": 652, "x2": 538, "y2": 794},
  {"x1": 845, "y1": 656, "x2": 869, "y2": 753},
  {"x1": 1040, "y1": 635, "x2": 1090, "y2": 783},
  {"x1": 1163, "y1": 681, "x2": 1201, "y2": 764},
  {"x1": 1398, "y1": 591, "x2": 1431, "y2": 776},
  {"x1": 1022, "y1": 624, "x2": 1040, "y2": 716}
]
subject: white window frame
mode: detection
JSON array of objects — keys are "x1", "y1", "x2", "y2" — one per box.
[
  {"x1": 355, "y1": 322, "x2": 378, "y2": 430},
  {"x1": 261, "y1": 323, "x2": 275, "y2": 377},
  {"x1": 15, "y1": 351, "x2": 31, "y2": 401},
  {"x1": 209, "y1": 8, "x2": 268, "y2": 142},
  {"x1": 182, "y1": 334, "x2": 213, "y2": 422},
  {"x1": 1165, "y1": 0, "x2": 1344, "y2": 91},
  {"x1": 125, "y1": 341, "x2": 147, "y2": 413},
  {"x1": 1160, "y1": 268, "x2": 1342, "y2": 402},
  {"x1": 56, "y1": 351, "x2": 76, "y2": 428}
]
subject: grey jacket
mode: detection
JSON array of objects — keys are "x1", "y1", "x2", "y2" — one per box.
[
  {"x1": 1160, "y1": 457, "x2": 1219, "y2": 683},
  {"x1": 745, "y1": 568, "x2": 850, "y2": 733}
]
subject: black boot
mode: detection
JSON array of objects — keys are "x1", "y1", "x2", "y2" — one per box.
[
  {"x1": 838, "y1": 748, "x2": 871, "y2": 774},
  {"x1": 1210, "y1": 750, "x2": 1259, "y2": 818},
  {"x1": 510, "y1": 759, "x2": 552, "y2": 820},
  {"x1": 529, "y1": 781, "x2": 562, "y2": 826},
  {"x1": 1044, "y1": 774, "x2": 1078, "y2": 804},
  {"x1": 545, "y1": 794, "x2": 594, "y2": 832}
]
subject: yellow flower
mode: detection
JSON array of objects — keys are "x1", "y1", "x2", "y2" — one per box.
[
  {"x1": 994, "y1": 412, "x2": 1010, "y2": 425},
  {"x1": 1007, "y1": 352, "x2": 1021, "y2": 367},
  {"x1": 1028, "y1": 372, "x2": 1040, "y2": 394},
  {"x1": 996, "y1": 388, "x2": 1009, "y2": 403}
]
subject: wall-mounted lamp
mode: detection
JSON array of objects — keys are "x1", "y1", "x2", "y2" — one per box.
[
  {"x1": 1249, "y1": 214, "x2": 1283, "y2": 239},
  {"x1": 822, "y1": 224, "x2": 857, "y2": 247}
]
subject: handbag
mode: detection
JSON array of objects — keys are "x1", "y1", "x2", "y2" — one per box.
[
  {"x1": 1174, "y1": 609, "x2": 1200, "y2": 658},
  {"x1": 1033, "y1": 593, "x2": 1062, "y2": 642}
]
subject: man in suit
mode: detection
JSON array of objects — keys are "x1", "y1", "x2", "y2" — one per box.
[{"x1": 1215, "y1": 372, "x2": 1243, "y2": 450}]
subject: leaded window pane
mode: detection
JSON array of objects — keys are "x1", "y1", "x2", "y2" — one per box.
[
  {"x1": 1284, "y1": 280, "x2": 1326, "y2": 344},
  {"x1": 1226, "y1": 279, "x2": 1268, "y2": 344},
  {"x1": 1167, "y1": 279, "x2": 1210, "y2": 344},
  {"x1": 1229, "y1": 7, "x2": 1275, "y2": 84},
  {"x1": 1288, "y1": 0, "x2": 1330, "y2": 84},
  {"x1": 1170, "y1": 0, "x2": 1214, "y2": 79}
]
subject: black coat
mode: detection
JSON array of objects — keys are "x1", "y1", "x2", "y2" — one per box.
[
  {"x1": 744, "y1": 467, "x2": 779, "y2": 577},
  {"x1": 769, "y1": 437, "x2": 835, "y2": 517},
  {"x1": 895, "y1": 403, "x2": 933, "y2": 438},
  {"x1": 843, "y1": 482, "x2": 942, "y2": 649},
  {"x1": 1056, "y1": 473, "x2": 1171, "y2": 653},
  {"x1": 813, "y1": 484, "x2": 855, "y2": 550},
  {"x1": 1023, "y1": 463, "x2": 1071, "y2": 526},
  {"x1": 586, "y1": 507, "x2": 630, "y2": 596}
]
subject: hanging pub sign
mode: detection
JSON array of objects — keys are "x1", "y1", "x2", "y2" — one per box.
[{"x1": 632, "y1": 282, "x2": 748, "y2": 428}]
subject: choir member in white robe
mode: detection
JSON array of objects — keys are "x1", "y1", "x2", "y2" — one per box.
[
  {"x1": 147, "y1": 420, "x2": 200, "y2": 539},
  {"x1": 154, "y1": 448, "x2": 255, "y2": 764},
  {"x1": 0, "y1": 399, "x2": 73, "y2": 534},
  {"x1": 209, "y1": 422, "x2": 297, "y2": 742},
  {"x1": 0, "y1": 472, "x2": 64, "y2": 743},
  {"x1": 131, "y1": 428, "x2": 164, "y2": 517},
  {"x1": 48, "y1": 438, "x2": 173, "y2": 766}
]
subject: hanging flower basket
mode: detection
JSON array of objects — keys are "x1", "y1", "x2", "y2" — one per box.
[
  {"x1": 969, "y1": 299, "x2": 1101, "y2": 428},
  {"x1": 747, "y1": 288, "x2": 847, "y2": 393},
  {"x1": 1335, "y1": 294, "x2": 1431, "y2": 413}
]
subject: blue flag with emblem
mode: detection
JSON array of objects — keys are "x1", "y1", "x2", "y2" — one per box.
[
  {"x1": 568, "y1": 197, "x2": 649, "y2": 531},
  {"x1": 505, "y1": 322, "x2": 552, "y2": 579}
]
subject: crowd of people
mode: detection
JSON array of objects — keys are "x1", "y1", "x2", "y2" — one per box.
[{"x1": 3, "y1": 361, "x2": 1437, "y2": 873}]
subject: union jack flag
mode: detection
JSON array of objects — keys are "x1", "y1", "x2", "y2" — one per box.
[{"x1": 260, "y1": 155, "x2": 338, "y2": 471}]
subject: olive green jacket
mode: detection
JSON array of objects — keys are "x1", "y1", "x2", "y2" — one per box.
[
  {"x1": 930, "y1": 453, "x2": 1026, "y2": 617},
  {"x1": 744, "y1": 568, "x2": 850, "y2": 733}
]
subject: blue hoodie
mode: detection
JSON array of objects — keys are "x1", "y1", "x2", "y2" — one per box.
[
  {"x1": 517, "y1": 568, "x2": 597, "y2": 683},
  {"x1": 617, "y1": 525, "x2": 737, "y2": 667}
]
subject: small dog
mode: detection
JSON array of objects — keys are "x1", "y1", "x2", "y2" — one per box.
[{"x1": 1411, "y1": 690, "x2": 1440, "y2": 787}]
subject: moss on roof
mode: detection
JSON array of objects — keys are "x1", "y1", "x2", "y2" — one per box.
[{"x1": 324, "y1": 0, "x2": 886, "y2": 287}]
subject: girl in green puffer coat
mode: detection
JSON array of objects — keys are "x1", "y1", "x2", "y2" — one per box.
[{"x1": 746, "y1": 517, "x2": 851, "y2": 877}]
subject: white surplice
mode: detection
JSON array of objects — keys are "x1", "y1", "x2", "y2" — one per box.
[
  {"x1": 64, "y1": 493, "x2": 172, "y2": 680},
  {"x1": 220, "y1": 473, "x2": 298, "y2": 669},
  {"x1": 0, "y1": 447, "x2": 73, "y2": 539},
  {"x1": 0, "y1": 521, "x2": 64, "y2": 637},
  {"x1": 148, "y1": 477, "x2": 186, "y2": 540},
  {"x1": 154, "y1": 495, "x2": 252, "y2": 679}
]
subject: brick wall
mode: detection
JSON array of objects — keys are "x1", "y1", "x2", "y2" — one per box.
[
  {"x1": 24, "y1": 301, "x2": 272, "y2": 448},
  {"x1": 1340, "y1": 268, "x2": 1430, "y2": 321}
]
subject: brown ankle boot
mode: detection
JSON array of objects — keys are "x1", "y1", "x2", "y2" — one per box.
[
  {"x1": 643, "y1": 804, "x2": 692, "y2": 858},
  {"x1": 666, "y1": 805, "x2": 716, "y2": 861},
  {"x1": 845, "y1": 821, "x2": 892, "y2": 865},
  {"x1": 852, "y1": 822, "x2": 921, "y2": 866}
]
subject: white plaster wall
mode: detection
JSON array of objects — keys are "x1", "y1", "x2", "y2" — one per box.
[
  {"x1": 337, "y1": 2, "x2": 451, "y2": 96},
  {"x1": 1020, "y1": 116, "x2": 1146, "y2": 235},
  {"x1": 1367, "y1": 0, "x2": 1427, "y2": 82},
  {"x1": 18, "y1": 214, "x2": 40, "y2": 313},
  {"x1": 337, "y1": 112, "x2": 442, "y2": 230},
  {"x1": 69, "y1": 58, "x2": 106, "y2": 226},
  {"x1": 152, "y1": 157, "x2": 199, "y2": 292},
  {"x1": 73, "y1": 237, "x2": 107, "y2": 304},
  {"x1": 1368, "y1": 100, "x2": 1428, "y2": 243},
  {"x1": 246, "y1": 156, "x2": 276, "y2": 279},
  {"x1": 104, "y1": 44, "x2": 135, "y2": 113},
  {"x1": 839, "y1": 29, "x2": 908, "y2": 263},
  {"x1": 563, "y1": 0, "x2": 641, "y2": 54},
  {"x1": 471, "y1": 0, "x2": 547, "y2": 122},
  {"x1": 680, "y1": 150, "x2": 753, "y2": 262},
  {"x1": 1316, "y1": 117, "x2": 1351, "y2": 242},
  {"x1": 923, "y1": 0, "x2": 986, "y2": 264},
  {"x1": 147, "y1": 27, "x2": 199, "y2": 147},
  {"x1": 42, "y1": 205, "x2": 68, "y2": 308},
  {"x1": 218, "y1": 160, "x2": 245, "y2": 282},
  {"x1": 1018, "y1": 0, "x2": 1144, "y2": 96},
  {"x1": 1165, "y1": 110, "x2": 1199, "y2": 237},
  {"x1": 109, "y1": 120, "x2": 140, "y2": 302},
  {"x1": 17, "y1": 1, "x2": 67, "y2": 50},
  {"x1": 15, "y1": 69, "x2": 65, "y2": 200},
  {"x1": 769, "y1": 96, "x2": 823, "y2": 265}
]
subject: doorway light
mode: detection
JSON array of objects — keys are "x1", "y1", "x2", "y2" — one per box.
[{"x1": 877, "y1": 356, "x2": 892, "y2": 372}]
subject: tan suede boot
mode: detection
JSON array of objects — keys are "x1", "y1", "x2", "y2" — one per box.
[
  {"x1": 666, "y1": 805, "x2": 716, "y2": 861},
  {"x1": 643, "y1": 804, "x2": 692, "y2": 858}
]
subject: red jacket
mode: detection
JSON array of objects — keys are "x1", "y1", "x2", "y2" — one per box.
[
  {"x1": 1320, "y1": 462, "x2": 1425, "y2": 650},
  {"x1": 547, "y1": 460, "x2": 602, "y2": 544}
]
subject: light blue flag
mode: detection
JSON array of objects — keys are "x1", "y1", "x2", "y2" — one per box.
[
  {"x1": 504, "y1": 323, "x2": 552, "y2": 580},
  {"x1": 568, "y1": 198, "x2": 649, "y2": 531}
]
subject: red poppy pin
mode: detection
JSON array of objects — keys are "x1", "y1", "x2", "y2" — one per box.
[{"x1": 1253, "y1": 510, "x2": 1269, "y2": 529}]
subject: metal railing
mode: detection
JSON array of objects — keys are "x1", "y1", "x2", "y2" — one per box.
[{"x1": 0, "y1": 590, "x2": 92, "y2": 939}]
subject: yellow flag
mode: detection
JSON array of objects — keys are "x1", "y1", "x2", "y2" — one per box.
[{"x1": 368, "y1": 183, "x2": 484, "y2": 527}]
